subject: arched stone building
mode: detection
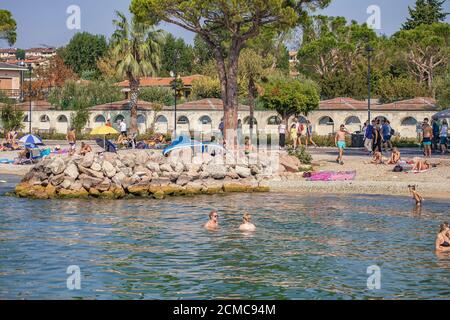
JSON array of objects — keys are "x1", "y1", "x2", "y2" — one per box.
[{"x1": 0, "y1": 97, "x2": 439, "y2": 139}]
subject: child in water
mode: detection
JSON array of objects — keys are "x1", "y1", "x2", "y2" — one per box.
[{"x1": 408, "y1": 185, "x2": 424, "y2": 206}]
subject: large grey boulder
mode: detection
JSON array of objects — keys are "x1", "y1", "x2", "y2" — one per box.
[
  {"x1": 235, "y1": 165, "x2": 251, "y2": 178},
  {"x1": 78, "y1": 166, "x2": 105, "y2": 179},
  {"x1": 134, "y1": 166, "x2": 151, "y2": 177},
  {"x1": 80, "y1": 152, "x2": 95, "y2": 168},
  {"x1": 102, "y1": 160, "x2": 116, "y2": 178},
  {"x1": 49, "y1": 158, "x2": 66, "y2": 175},
  {"x1": 96, "y1": 178, "x2": 111, "y2": 192},
  {"x1": 145, "y1": 161, "x2": 160, "y2": 173},
  {"x1": 111, "y1": 171, "x2": 127, "y2": 187},
  {"x1": 64, "y1": 163, "x2": 79, "y2": 180},
  {"x1": 79, "y1": 174, "x2": 103, "y2": 190},
  {"x1": 160, "y1": 163, "x2": 173, "y2": 172},
  {"x1": 203, "y1": 163, "x2": 227, "y2": 180},
  {"x1": 91, "y1": 161, "x2": 102, "y2": 172},
  {"x1": 50, "y1": 173, "x2": 65, "y2": 186},
  {"x1": 135, "y1": 151, "x2": 149, "y2": 165},
  {"x1": 61, "y1": 177, "x2": 75, "y2": 189}
]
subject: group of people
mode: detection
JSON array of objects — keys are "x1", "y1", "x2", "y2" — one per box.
[
  {"x1": 0, "y1": 130, "x2": 21, "y2": 151},
  {"x1": 362, "y1": 118, "x2": 394, "y2": 155},
  {"x1": 427, "y1": 118, "x2": 448, "y2": 155},
  {"x1": 204, "y1": 211, "x2": 256, "y2": 232},
  {"x1": 277, "y1": 118, "x2": 316, "y2": 150}
]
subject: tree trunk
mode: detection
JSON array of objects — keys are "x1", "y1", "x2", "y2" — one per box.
[
  {"x1": 248, "y1": 76, "x2": 256, "y2": 141},
  {"x1": 129, "y1": 77, "x2": 140, "y2": 135}
]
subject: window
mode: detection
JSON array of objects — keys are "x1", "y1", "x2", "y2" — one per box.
[
  {"x1": 156, "y1": 115, "x2": 168, "y2": 123},
  {"x1": 137, "y1": 114, "x2": 146, "y2": 124},
  {"x1": 199, "y1": 116, "x2": 212, "y2": 125},
  {"x1": 345, "y1": 116, "x2": 361, "y2": 125},
  {"x1": 267, "y1": 116, "x2": 282, "y2": 125},
  {"x1": 401, "y1": 117, "x2": 417, "y2": 126},
  {"x1": 57, "y1": 115, "x2": 68, "y2": 123},
  {"x1": 95, "y1": 115, "x2": 106, "y2": 123},
  {"x1": 114, "y1": 115, "x2": 125, "y2": 123},
  {"x1": 40, "y1": 115, "x2": 50, "y2": 122},
  {"x1": 243, "y1": 116, "x2": 258, "y2": 125},
  {"x1": 319, "y1": 116, "x2": 334, "y2": 125},
  {"x1": 177, "y1": 116, "x2": 189, "y2": 124}
]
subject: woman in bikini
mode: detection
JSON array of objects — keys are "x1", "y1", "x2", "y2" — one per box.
[
  {"x1": 387, "y1": 147, "x2": 401, "y2": 165},
  {"x1": 435, "y1": 223, "x2": 450, "y2": 253},
  {"x1": 412, "y1": 159, "x2": 430, "y2": 171}
]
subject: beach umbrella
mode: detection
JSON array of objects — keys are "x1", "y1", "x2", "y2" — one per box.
[
  {"x1": 433, "y1": 108, "x2": 450, "y2": 120},
  {"x1": 19, "y1": 134, "x2": 43, "y2": 145},
  {"x1": 90, "y1": 125, "x2": 119, "y2": 151}
]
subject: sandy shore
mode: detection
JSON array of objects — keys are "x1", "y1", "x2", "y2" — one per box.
[{"x1": 1, "y1": 144, "x2": 449, "y2": 200}]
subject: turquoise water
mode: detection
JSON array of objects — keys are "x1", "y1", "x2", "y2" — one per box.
[{"x1": 0, "y1": 174, "x2": 449, "y2": 300}]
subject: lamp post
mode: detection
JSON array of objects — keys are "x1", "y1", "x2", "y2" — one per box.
[
  {"x1": 28, "y1": 64, "x2": 33, "y2": 134},
  {"x1": 170, "y1": 51, "x2": 180, "y2": 138},
  {"x1": 366, "y1": 45, "x2": 374, "y2": 123}
]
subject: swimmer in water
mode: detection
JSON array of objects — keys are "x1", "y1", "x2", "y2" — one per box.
[
  {"x1": 435, "y1": 223, "x2": 450, "y2": 253},
  {"x1": 204, "y1": 211, "x2": 219, "y2": 230},
  {"x1": 239, "y1": 212, "x2": 256, "y2": 232},
  {"x1": 408, "y1": 185, "x2": 424, "y2": 206}
]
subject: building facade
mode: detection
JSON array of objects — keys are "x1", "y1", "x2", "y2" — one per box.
[
  {"x1": 0, "y1": 97, "x2": 439, "y2": 139},
  {"x1": 0, "y1": 62, "x2": 28, "y2": 100}
]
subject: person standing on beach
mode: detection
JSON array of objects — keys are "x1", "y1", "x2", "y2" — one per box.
[
  {"x1": 296, "y1": 119, "x2": 304, "y2": 148},
  {"x1": 305, "y1": 120, "x2": 317, "y2": 148},
  {"x1": 119, "y1": 119, "x2": 127, "y2": 138},
  {"x1": 372, "y1": 124, "x2": 382, "y2": 153},
  {"x1": 422, "y1": 118, "x2": 433, "y2": 158},
  {"x1": 335, "y1": 124, "x2": 350, "y2": 165},
  {"x1": 364, "y1": 120, "x2": 375, "y2": 155},
  {"x1": 290, "y1": 123, "x2": 298, "y2": 150},
  {"x1": 67, "y1": 128, "x2": 76, "y2": 156},
  {"x1": 204, "y1": 211, "x2": 219, "y2": 230},
  {"x1": 440, "y1": 119, "x2": 448, "y2": 154},
  {"x1": 278, "y1": 122, "x2": 286, "y2": 150}
]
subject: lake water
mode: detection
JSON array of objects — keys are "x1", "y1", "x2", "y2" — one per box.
[{"x1": 0, "y1": 174, "x2": 449, "y2": 300}]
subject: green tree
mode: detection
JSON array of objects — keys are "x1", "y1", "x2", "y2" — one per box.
[
  {"x1": 260, "y1": 75, "x2": 320, "y2": 125},
  {"x1": 1, "y1": 103, "x2": 24, "y2": 133},
  {"x1": 0, "y1": 9, "x2": 16, "y2": 46},
  {"x1": 394, "y1": 23, "x2": 449, "y2": 95},
  {"x1": 402, "y1": 0, "x2": 448, "y2": 30},
  {"x1": 191, "y1": 77, "x2": 222, "y2": 99},
  {"x1": 140, "y1": 86, "x2": 174, "y2": 105},
  {"x1": 63, "y1": 32, "x2": 108, "y2": 77},
  {"x1": 376, "y1": 75, "x2": 429, "y2": 103},
  {"x1": 434, "y1": 71, "x2": 450, "y2": 109},
  {"x1": 15, "y1": 49, "x2": 25, "y2": 60},
  {"x1": 131, "y1": 0, "x2": 329, "y2": 142},
  {"x1": 192, "y1": 34, "x2": 214, "y2": 73},
  {"x1": 111, "y1": 11, "x2": 162, "y2": 134},
  {"x1": 161, "y1": 33, "x2": 194, "y2": 76}
]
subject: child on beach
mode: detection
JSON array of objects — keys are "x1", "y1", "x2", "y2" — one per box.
[
  {"x1": 408, "y1": 185, "x2": 424, "y2": 206},
  {"x1": 387, "y1": 148, "x2": 401, "y2": 165},
  {"x1": 335, "y1": 124, "x2": 350, "y2": 165}
]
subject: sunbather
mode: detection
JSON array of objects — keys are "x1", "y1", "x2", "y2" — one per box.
[
  {"x1": 370, "y1": 151, "x2": 384, "y2": 164},
  {"x1": 412, "y1": 158, "x2": 430, "y2": 171}
]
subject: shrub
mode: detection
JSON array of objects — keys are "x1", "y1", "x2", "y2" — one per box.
[{"x1": 287, "y1": 146, "x2": 312, "y2": 165}]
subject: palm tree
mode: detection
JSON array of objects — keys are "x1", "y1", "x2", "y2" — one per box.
[{"x1": 111, "y1": 11, "x2": 162, "y2": 134}]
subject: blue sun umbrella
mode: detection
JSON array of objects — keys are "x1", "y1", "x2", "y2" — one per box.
[{"x1": 19, "y1": 134, "x2": 44, "y2": 146}]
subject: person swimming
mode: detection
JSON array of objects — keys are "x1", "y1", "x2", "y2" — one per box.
[
  {"x1": 239, "y1": 212, "x2": 256, "y2": 232},
  {"x1": 435, "y1": 223, "x2": 450, "y2": 253},
  {"x1": 204, "y1": 211, "x2": 219, "y2": 230},
  {"x1": 408, "y1": 185, "x2": 424, "y2": 206}
]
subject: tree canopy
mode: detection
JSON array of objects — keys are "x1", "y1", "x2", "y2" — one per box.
[
  {"x1": 402, "y1": 0, "x2": 448, "y2": 30},
  {"x1": 0, "y1": 9, "x2": 16, "y2": 46},
  {"x1": 62, "y1": 32, "x2": 108, "y2": 78}
]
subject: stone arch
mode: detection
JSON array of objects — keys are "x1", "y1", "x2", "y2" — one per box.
[
  {"x1": 317, "y1": 116, "x2": 335, "y2": 135},
  {"x1": 401, "y1": 117, "x2": 417, "y2": 126},
  {"x1": 177, "y1": 115, "x2": 190, "y2": 134},
  {"x1": 114, "y1": 114, "x2": 125, "y2": 123},
  {"x1": 95, "y1": 115, "x2": 106, "y2": 123},
  {"x1": 267, "y1": 115, "x2": 282, "y2": 125},
  {"x1": 345, "y1": 116, "x2": 361, "y2": 125},
  {"x1": 155, "y1": 115, "x2": 168, "y2": 134}
]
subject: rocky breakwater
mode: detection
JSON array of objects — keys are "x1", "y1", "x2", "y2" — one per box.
[{"x1": 14, "y1": 150, "x2": 276, "y2": 200}]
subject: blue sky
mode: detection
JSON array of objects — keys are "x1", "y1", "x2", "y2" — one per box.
[{"x1": 1, "y1": 0, "x2": 449, "y2": 48}]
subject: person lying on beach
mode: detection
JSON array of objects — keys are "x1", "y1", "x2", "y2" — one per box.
[
  {"x1": 239, "y1": 212, "x2": 256, "y2": 232},
  {"x1": 387, "y1": 148, "x2": 401, "y2": 165},
  {"x1": 408, "y1": 185, "x2": 424, "y2": 206},
  {"x1": 412, "y1": 159, "x2": 430, "y2": 171},
  {"x1": 79, "y1": 142, "x2": 92, "y2": 156},
  {"x1": 204, "y1": 211, "x2": 219, "y2": 230},
  {"x1": 435, "y1": 223, "x2": 450, "y2": 253}
]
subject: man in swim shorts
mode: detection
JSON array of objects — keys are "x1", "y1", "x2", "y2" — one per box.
[
  {"x1": 67, "y1": 128, "x2": 76, "y2": 156},
  {"x1": 204, "y1": 211, "x2": 219, "y2": 230},
  {"x1": 422, "y1": 118, "x2": 433, "y2": 158},
  {"x1": 335, "y1": 124, "x2": 350, "y2": 165}
]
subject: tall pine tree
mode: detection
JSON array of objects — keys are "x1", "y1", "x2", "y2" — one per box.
[{"x1": 402, "y1": 0, "x2": 448, "y2": 30}]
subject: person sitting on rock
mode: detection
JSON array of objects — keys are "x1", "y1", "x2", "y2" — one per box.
[
  {"x1": 239, "y1": 212, "x2": 256, "y2": 232},
  {"x1": 80, "y1": 142, "x2": 92, "y2": 156},
  {"x1": 387, "y1": 147, "x2": 401, "y2": 165},
  {"x1": 204, "y1": 211, "x2": 219, "y2": 230}
]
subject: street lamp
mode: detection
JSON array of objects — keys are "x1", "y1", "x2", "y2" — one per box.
[
  {"x1": 27, "y1": 64, "x2": 33, "y2": 134},
  {"x1": 170, "y1": 51, "x2": 181, "y2": 138},
  {"x1": 366, "y1": 44, "x2": 374, "y2": 123}
]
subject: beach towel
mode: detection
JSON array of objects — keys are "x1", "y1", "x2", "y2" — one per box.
[
  {"x1": 307, "y1": 170, "x2": 356, "y2": 181},
  {"x1": 0, "y1": 159, "x2": 14, "y2": 164}
]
